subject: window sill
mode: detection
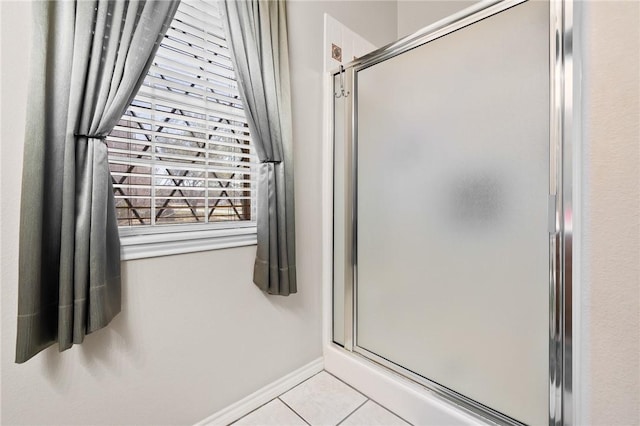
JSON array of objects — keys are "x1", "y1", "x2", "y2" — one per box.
[{"x1": 119, "y1": 224, "x2": 257, "y2": 261}]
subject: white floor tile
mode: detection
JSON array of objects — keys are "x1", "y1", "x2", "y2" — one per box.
[
  {"x1": 234, "y1": 399, "x2": 307, "y2": 426},
  {"x1": 341, "y1": 401, "x2": 410, "y2": 426},
  {"x1": 280, "y1": 372, "x2": 367, "y2": 426}
]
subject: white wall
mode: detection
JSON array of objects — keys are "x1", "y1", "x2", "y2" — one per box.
[
  {"x1": 397, "y1": 0, "x2": 477, "y2": 37},
  {"x1": 580, "y1": 2, "x2": 640, "y2": 425},
  {"x1": 0, "y1": 1, "x2": 397, "y2": 425}
]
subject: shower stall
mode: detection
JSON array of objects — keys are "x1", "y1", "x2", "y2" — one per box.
[{"x1": 329, "y1": 0, "x2": 576, "y2": 424}]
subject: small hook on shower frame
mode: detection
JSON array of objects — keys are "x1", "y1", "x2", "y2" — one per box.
[{"x1": 334, "y1": 65, "x2": 350, "y2": 99}]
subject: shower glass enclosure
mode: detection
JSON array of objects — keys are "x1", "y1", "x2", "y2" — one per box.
[{"x1": 332, "y1": 1, "x2": 574, "y2": 425}]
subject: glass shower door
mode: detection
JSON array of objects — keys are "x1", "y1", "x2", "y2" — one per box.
[{"x1": 352, "y1": 1, "x2": 550, "y2": 425}]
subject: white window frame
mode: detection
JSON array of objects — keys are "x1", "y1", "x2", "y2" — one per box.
[
  {"x1": 112, "y1": 0, "x2": 257, "y2": 261},
  {"x1": 119, "y1": 222, "x2": 256, "y2": 261}
]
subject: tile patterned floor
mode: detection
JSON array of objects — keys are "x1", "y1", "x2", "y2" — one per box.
[{"x1": 232, "y1": 371, "x2": 410, "y2": 426}]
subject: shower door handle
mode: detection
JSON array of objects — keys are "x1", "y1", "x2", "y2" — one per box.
[{"x1": 548, "y1": 194, "x2": 558, "y2": 234}]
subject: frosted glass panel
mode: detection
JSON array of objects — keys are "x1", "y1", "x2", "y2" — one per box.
[
  {"x1": 355, "y1": 2, "x2": 549, "y2": 425},
  {"x1": 333, "y1": 74, "x2": 346, "y2": 346}
]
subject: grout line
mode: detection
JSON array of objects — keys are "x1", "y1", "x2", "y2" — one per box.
[
  {"x1": 336, "y1": 398, "x2": 369, "y2": 426},
  {"x1": 356, "y1": 396, "x2": 414, "y2": 426},
  {"x1": 278, "y1": 397, "x2": 311, "y2": 426},
  {"x1": 323, "y1": 370, "x2": 413, "y2": 425},
  {"x1": 281, "y1": 369, "x2": 325, "y2": 397},
  {"x1": 323, "y1": 370, "x2": 368, "y2": 399},
  {"x1": 360, "y1": 399, "x2": 413, "y2": 426},
  {"x1": 232, "y1": 369, "x2": 324, "y2": 425},
  {"x1": 231, "y1": 370, "x2": 412, "y2": 426}
]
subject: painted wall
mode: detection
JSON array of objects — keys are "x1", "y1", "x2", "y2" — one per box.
[
  {"x1": 580, "y1": 1, "x2": 640, "y2": 424},
  {"x1": 0, "y1": 1, "x2": 397, "y2": 425},
  {"x1": 397, "y1": 0, "x2": 477, "y2": 37}
]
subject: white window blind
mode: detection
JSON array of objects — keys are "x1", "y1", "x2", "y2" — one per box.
[{"x1": 107, "y1": 0, "x2": 256, "y2": 228}]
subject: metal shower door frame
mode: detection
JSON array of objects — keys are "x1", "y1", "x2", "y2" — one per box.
[{"x1": 331, "y1": 0, "x2": 577, "y2": 424}]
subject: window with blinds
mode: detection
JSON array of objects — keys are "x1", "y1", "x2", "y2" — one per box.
[{"x1": 107, "y1": 0, "x2": 255, "y2": 228}]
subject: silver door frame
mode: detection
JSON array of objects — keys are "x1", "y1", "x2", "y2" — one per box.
[{"x1": 331, "y1": 0, "x2": 577, "y2": 424}]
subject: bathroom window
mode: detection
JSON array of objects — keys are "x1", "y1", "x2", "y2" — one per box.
[{"x1": 107, "y1": 0, "x2": 257, "y2": 260}]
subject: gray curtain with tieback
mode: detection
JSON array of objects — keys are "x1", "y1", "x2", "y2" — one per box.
[
  {"x1": 16, "y1": 0, "x2": 179, "y2": 364},
  {"x1": 219, "y1": 0, "x2": 297, "y2": 296}
]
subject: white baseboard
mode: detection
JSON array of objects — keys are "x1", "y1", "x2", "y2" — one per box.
[
  {"x1": 324, "y1": 345, "x2": 486, "y2": 426},
  {"x1": 195, "y1": 357, "x2": 324, "y2": 426}
]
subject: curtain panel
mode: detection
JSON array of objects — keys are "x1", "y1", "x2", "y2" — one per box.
[
  {"x1": 16, "y1": 0, "x2": 179, "y2": 364},
  {"x1": 219, "y1": 0, "x2": 297, "y2": 296}
]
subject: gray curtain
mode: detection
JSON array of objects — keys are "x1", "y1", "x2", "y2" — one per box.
[
  {"x1": 220, "y1": 0, "x2": 296, "y2": 296},
  {"x1": 16, "y1": 0, "x2": 179, "y2": 364}
]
